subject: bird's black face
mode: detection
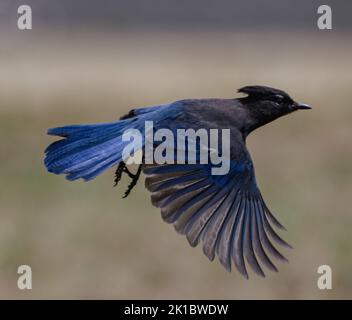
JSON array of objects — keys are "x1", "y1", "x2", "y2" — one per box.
[{"x1": 238, "y1": 85, "x2": 311, "y2": 131}]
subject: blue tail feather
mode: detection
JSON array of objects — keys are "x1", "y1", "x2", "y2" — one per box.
[
  {"x1": 44, "y1": 103, "x2": 174, "y2": 181},
  {"x1": 45, "y1": 119, "x2": 137, "y2": 181}
]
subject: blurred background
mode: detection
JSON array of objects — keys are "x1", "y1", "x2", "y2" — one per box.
[{"x1": 0, "y1": 0, "x2": 351, "y2": 299}]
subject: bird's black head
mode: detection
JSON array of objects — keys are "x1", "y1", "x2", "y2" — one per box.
[{"x1": 237, "y1": 85, "x2": 311, "y2": 134}]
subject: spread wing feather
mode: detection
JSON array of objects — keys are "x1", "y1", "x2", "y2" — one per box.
[{"x1": 144, "y1": 162, "x2": 290, "y2": 278}]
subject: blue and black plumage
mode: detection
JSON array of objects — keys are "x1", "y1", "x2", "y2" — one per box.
[{"x1": 44, "y1": 85, "x2": 311, "y2": 278}]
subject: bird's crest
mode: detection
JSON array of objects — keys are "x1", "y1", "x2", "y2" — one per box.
[{"x1": 238, "y1": 85, "x2": 290, "y2": 100}]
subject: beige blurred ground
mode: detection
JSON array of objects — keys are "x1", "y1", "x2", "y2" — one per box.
[{"x1": 0, "y1": 29, "x2": 351, "y2": 299}]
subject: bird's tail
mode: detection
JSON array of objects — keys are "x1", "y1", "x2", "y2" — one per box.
[{"x1": 44, "y1": 118, "x2": 141, "y2": 181}]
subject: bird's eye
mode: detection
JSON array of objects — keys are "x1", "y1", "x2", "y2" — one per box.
[{"x1": 272, "y1": 94, "x2": 285, "y2": 103}]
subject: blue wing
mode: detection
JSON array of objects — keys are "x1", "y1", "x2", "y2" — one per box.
[{"x1": 144, "y1": 161, "x2": 291, "y2": 278}]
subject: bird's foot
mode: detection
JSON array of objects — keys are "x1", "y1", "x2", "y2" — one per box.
[{"x1": 114, "y1": 161, "x2": 142, "y2": 198}]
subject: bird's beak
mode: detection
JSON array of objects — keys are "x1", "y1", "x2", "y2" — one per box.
[{"x1": 293, "y1": 102, "x2": 312, "y2": 110}]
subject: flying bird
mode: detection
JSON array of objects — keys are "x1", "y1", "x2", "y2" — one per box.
[{"x1": 44, "y1": 85, "x2": 311, "y2": 278}]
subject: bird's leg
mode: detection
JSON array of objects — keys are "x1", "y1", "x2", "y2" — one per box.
[
  {"x1": 122, "y1": 164, "x2": 142, "y2": 198},
  {"x1": 113, "y1": 161, "x2": 126, "y2": 187},
  {"x1": 123, "y1": 166, "x2": 137, "y2": 179},
  {"x1": 114, "y1": 161, "x2": 142, "y2": 197}
]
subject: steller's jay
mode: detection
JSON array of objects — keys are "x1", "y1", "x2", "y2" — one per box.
[{"x1": 44, "y1": 85, "x2": 311, "y2": 278}]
